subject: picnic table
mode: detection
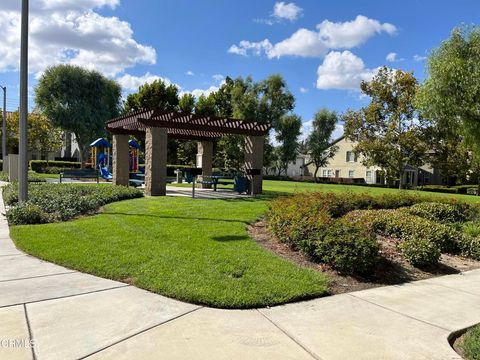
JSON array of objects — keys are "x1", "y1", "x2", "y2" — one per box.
[{"x1": 197, "y1": 175, "x2": 233, "y2": 191}]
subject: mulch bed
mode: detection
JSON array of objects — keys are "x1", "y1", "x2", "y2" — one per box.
[{"x1": 249, "y1": 220, "x2": 480, "y2": 295}]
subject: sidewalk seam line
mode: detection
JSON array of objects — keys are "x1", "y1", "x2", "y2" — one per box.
[
  {"x1": 347, "y1": 293, "x2": 452, "y2": 332},
  {"x1": 0, "y1": 271, "x2": 77, "y2": 283},
  {"x1": 1, "y1": 284, "x2": 130, "y2": 309},
  {"x1": 23, "y1": 303, "x2": 37, "y2": 360},
  {"x1": 257, "y1": 309, "x2": 322, "y2": 360},
  {"x1": 79, "y1": 306, "x2": 204, "y2": 359},
  {"x1": 420, "y1": 281, "x2": 480, "y2": 298}
]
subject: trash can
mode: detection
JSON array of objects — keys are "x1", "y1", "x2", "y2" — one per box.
[{"x1": 234, "y1": 175, "x2": 249, "y2": 193}]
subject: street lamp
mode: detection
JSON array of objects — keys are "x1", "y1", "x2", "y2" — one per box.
[
  {"x1": 0, "y1": 85, "x2": 6, "y2": 171},
  {"x1": 18, "y1": 0, "x2": 28, "y2": 202}
]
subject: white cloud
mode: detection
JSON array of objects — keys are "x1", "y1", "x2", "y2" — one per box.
[
  {"x1": 212, "y1": 74, "x2": 225, "y2": 82},
  {"x1": 386, "y1": 52, "x2": 397, "y2": 62},
  {"x1": 413, "y1": 54, "x2": 427, "y2": 62},
  {"x1": 316, "y1": 51, "x2": 380, "y2": 90},
  {"x1": 0, "y1": 0, "x2": 156, "y2": 77},
  {"x1": 228, "y1": 39, "x2": 272, "y2": 57},
  {"x1": 116, "y1": 73, "x2": 176, "y2": 91},
  {"x1": 186, "y1": 70, "x2": 195, "y2": 76},
  {"x1": 231, "y1": 15, "x2": 397, "y2": 59},
  {"x1": 386, "y1": 52, "x2": 404, "y2": 63},
  {"x1": 299, "y1": 87, "x2": 309, "y2": 93},
  {"x1": 273, "y1": 2, "x2": 303, "y2": 22}
]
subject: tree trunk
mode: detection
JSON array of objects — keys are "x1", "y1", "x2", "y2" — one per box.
[{"x1": 314, "y1": 166, "x2": 319, "y2": 182}]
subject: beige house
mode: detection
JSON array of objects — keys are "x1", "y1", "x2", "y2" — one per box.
[{"x1": 306, "y1": 136, "x2": 443, "y2": 187}]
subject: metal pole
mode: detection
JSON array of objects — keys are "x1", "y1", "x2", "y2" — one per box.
[
  {"x1": 18, "y1": 0, "x2": 29, "y2": 202},
  {"x1": 1, "y1": 86, "x2": 6, "y2": 171}
]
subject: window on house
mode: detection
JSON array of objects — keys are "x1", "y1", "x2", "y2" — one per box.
[
  {"x1": 322, "y1": 169, "x2": 328, "y2": 177},
  {"x1": 348, "y1": 170, "x2": 354, "y2": 178},
  {"x1": 346, "y1": 151, "x2": 357, "y2": 162},
  {"x1": 366, "y1": 170, "x2": 373, "y2": 183},
  {"x1": 327, "y1": 169, "x2": 333, "y2": 177},
  {"x1": 335, "y1": 170, "x2": 340, "y2": 178}
]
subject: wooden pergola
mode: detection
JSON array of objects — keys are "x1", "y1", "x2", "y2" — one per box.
[{"x1": 106, "y1": 109, "x2": 270, "y2": 196}]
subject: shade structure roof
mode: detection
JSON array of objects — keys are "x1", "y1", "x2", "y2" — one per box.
[{"x1": 106, "y1": 109, "x2": 271, "y2": 141}]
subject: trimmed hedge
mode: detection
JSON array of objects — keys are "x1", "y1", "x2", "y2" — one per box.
[
  {"x1": 398, "y1": 237, "x2": 441, "y2": 267},
  {"x1": 4, "y1": 183, "x2": 143, "y2": 225},
  {"x1": 314, "y1": 221, "x2": 380, "y2": 274},
  {"x1": 267, "y1": 191, "x2": 480, "y2": 272},
  {"x1": 30, "y1": 160, "x2": 80, "y2": 173},
  {"x1": 405, "y1": 202, "x2": 471, "y2": 223}
]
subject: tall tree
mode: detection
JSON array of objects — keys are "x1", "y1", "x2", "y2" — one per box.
[
  {"x1": 275, "y1": 114, "x2": 302, "y2": 175},
  {"x1": 179, "y1": 93, "x2": 195, "y2": 113},
  {"x1": 344, "y1": 67, "x2": 428, "y2": 189},
  {"x1": 124, "y1": 79, "x2": 179, "y2": 112},
  {"x1": 416, "y1": 26, "x2": 480, "y2": 188},
  {"x1": 35, "y1": 64, "x2": 121, "y2": 163},
  {"x1": 416, "y1": 26, "x2": 480, "y2": 148},
  {"x1": 307, "y1": 109, "x2": 339, "y2": 179}
]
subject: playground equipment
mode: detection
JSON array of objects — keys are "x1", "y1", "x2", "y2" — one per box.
[
  {"x1": 90, "y1": 138, "x2": 112, "y2": 169},
  {"x1": 128, "y1": 139, "x2": 140, "y2": 173},
  {"x1": 90, "y1": 138, "x2": 141, "y2": 180}
]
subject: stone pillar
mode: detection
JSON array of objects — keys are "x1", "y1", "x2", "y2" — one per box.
[
  {"x1": 8, "y1": 154, "x2": 19, "y2": 182},
  {"x1": 112, "y1": 134, "x2": 129, "y2": 186},
  {"x1": 244, "y1": 136, "x2": 264, "y2": 195},
  {"x1": 196, "y1": 141, "x2": 213, "y2": 189},
  {"x1": 145, "y1": 127, "x2": 168, "y2": 196}
]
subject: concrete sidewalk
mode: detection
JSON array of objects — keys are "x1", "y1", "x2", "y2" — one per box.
[{"x1": 1, "y1": 203, "x2": 479, "y2": 359}]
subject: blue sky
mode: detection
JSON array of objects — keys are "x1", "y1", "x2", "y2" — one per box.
[{"x1": 0, "y1": 0, "x2": 478, "y2": 138}]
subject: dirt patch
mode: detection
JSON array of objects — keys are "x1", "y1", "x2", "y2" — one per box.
[
  {"x1": 249, "y1": 220, "x2": 480, "y2": 295},
  {"x1": 452, "y1": 332, "x2": 467, "y2": 360}
]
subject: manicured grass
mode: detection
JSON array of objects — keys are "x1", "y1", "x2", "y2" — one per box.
[
  {"x1": 463, "y1": 324, "x2": 480, "y2": 360},
  {"x1": 11, "y1": 196, "x2": 329, "y2": 308},
  {"x1": 10, "y1": 180, "x2": 480, "y2": 308}
]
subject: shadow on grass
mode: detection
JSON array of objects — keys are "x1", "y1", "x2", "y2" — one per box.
[
  {"x1": 103, "y1": 212, "x2": 251, "y2": 225},
  {"x1": 210, "y1": 235, "x2": 249, "y2": 242}
]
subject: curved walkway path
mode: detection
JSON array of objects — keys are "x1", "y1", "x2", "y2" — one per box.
[{"x1": 1, "y1": 196, "x2": 479, "y2": 359}]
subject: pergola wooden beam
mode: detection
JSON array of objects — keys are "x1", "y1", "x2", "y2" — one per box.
[{"x1": 106, "y1": 109, "x2": 270, "y2": 140}]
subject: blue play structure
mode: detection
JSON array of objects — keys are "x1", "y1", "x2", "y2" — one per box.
[{"x1": 90, "y1": 138, "x2": 113, "y2": 180}]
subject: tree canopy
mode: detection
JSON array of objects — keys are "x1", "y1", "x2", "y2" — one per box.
[
  {"x1": 6, "y1": 111, "x2": 62, "y2": 156},
  {"x1": 344, "y1": 67, "x2": 428, "y2": 188},
  {"x1": 35, "y1": 64, "x2": 121, "y2": 162},
  {"x1": 275, "y1": 114, "x2": 302, "y2": 175},
  {"x1": 307, "y1": 109, "x2": 339, "y2": 178},
  {"x1": 124, "y1": 79, "x2": 179, "y2": 112}
]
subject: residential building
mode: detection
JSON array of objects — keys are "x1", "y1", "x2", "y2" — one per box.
[{"x1": 305, "y1": 136, "x2": 443, "y2": 186}]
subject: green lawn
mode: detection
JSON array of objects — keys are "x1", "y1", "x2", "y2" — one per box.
[
  {"x1": 462, "y1": 324, "x2": 480, "y2": 360},
  {"x1": 10, "y1": 180, "x2": 480, "y2": 308}
]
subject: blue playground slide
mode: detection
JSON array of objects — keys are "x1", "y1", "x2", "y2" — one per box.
[{"x1": 99, "y1": 166, "x2": 113, "y2": 180}]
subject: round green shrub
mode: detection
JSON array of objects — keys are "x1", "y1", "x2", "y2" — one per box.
[
  {"x1": 398, "y1": 237, "x2": 441, "y2": 268},
  {"x1": 463, "y1": 324, "x2": 480, "y2": 360},
  {"x1": 373, "y1": 210, "x2": 460, "y2": 254},
  {"x1": 405, "y1": 202, "x2": 469, "y2": 223},
  {"x1": 314, "y1": 221, "x2": 380, "y2": 274},
  {"x1": 6, "y1": 203, "x2": 51, "y2": 225},
  {"x1": 458, "y1": 235, "x2": 480, "y2": 260}
]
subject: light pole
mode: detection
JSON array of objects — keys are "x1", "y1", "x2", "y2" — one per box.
[
  {"x1": 0, "y1": 85, "x2": 6, "y2": 171},
  {"x1": 18, "y1": 0, "x2": 28, "y2": 202}
]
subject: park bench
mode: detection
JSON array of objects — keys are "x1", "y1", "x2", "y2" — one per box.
[{"x1": 60, "y1": 169, "x2": 99, "y2": 183}]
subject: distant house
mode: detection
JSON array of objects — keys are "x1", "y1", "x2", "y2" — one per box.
[{"x1": 305, "y1": 136, "x2": 443, "y2": 186}]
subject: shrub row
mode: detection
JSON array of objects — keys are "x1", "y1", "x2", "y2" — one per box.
[
  {"x1": 30, "y1": 160, "x2": 81, "y2": 173},
  {"x1": 404, "y1": 202, "x2": 472, "y2": 223},
  {"x1": 345, "y1": 209, "x2": 460, "y2": 253},
  {"x1": 267, "y1": 191, "x2": 479, "y2": 271},
  {"x1": 4, "y1": 183, "x2": 143, "y2": 225}
]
